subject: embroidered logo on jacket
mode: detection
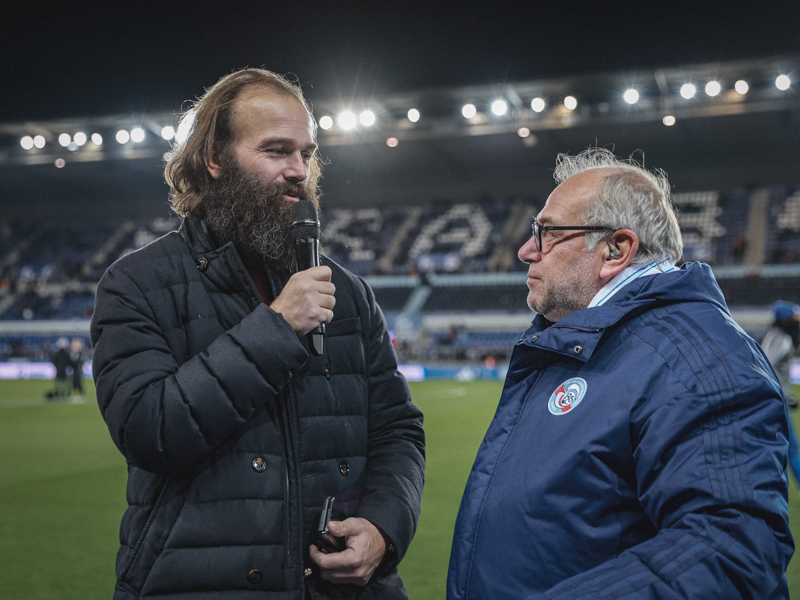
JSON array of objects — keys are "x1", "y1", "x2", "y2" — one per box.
[{"x1": 548, "y1": 378, "x2": 587, "y2": 415}]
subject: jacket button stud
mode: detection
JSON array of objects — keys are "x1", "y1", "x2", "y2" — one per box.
[
  {"x1": 304, "y1": 567, "x2": 312, "y2": 577},
  {"x1": 573, "y1": 345, "x2": 583, "y2": 355},
  {"x1": 324, "y1": 366, "x2": 331, "y2": 380},
  {"x1": 247, "y1": 569, "x2": 262, "y2": 584},
  {"x1": 197, "y1": 257, "x2": 208, "y2": 271},
  {"x1": 252, "y1": 458, "x2": 266, "y2": 473},
  {"x1": 339, "y1": 460, "x2": 350, "y2": 476},
  {"x1": 531, "y1": 335, "x2": 539, "y2": 342}
]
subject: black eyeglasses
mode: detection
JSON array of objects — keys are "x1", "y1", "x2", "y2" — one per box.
[{"x1": 531, "y1": 222, "x2": 614, "y2": 252}]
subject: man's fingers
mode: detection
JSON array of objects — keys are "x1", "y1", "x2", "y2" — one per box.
[{"x1": 306, "y1": 265, "x2": 332, "y2": 281}]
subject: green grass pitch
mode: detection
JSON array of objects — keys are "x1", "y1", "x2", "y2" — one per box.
[{"x1": 0, "y1": 379, "x2": 798, "y2": 599}]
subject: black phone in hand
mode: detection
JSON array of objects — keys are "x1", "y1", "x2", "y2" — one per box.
[{"x1": 314, "y1": 496, "x2": 346, "y2": 553}]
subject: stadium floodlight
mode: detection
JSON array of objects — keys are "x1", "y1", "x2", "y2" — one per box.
[
  {"x1": 73, "y1": 132, "x2": 87, "y2": 146},
  {"x1": 318, "y1": 116, "x2": 333, "y2": 130},
  {"x1": 20, "y1": 136, "x2": 34, "y2": 150},
  {"x1": 705, "y1": 81, "x2": 721, "y2": 97},
  {"x1": 662, "y1": 115, "x2": 676, "y2": 126},
  {"x1": 531, "y1": 97, "x2": 545, "y2": 113},
  {"x1": 407, "y1": 108, "x2": 420, "y2": 122},
  {"x1": 58, "y1": 133, "x2": 71, "y2": 147},
  {"x1": 517, "y1": 127, "x2": 530, "y2": 138},
  {"x1": 161, "y1": 126, "x2": 175, "y2": 141},
  {"x1": 116, "y1": 130, "x2": 130, "y2": 144},
  {"x1": 337, "y1": 111, "x2": 358, "y2": 130},
  {"x1": 491, "y1": 100, "x2": 508, "y2": 116},
  {"x1": 680, "y1": 83, "x2": 696, "y2": 99},
  {"x1": 461, "y1": 103, "x2": 477, "y2": 119},
  {"x1": 34, "y1": 135, "x2": 46, "y2": 148},
  {"x1": 130, "y1": 127, "x2": 145, "y2": 143},
  {"x1": 359, "y1": 110, "x2": 376, "y2": 126},
  {"x1": 563, "y1": 96, "x2": 577, "y2": 110},
  {"x1": 623, "y1": 89, "x2": 639, "y2": 104},
  {"x1": 91, "y1": 133, "x2": 103, "y2": 145},
  {"x1": 175, "y1": 114, "x2": 194, "y2": 145},
  {"x1": 735, "y1": 80, "x2": 749, "y2": 94},
  {"x1": 776, "y1": 75, "x2": 791, "y2": 91},
  {"x1": 55, "y1": 158, "x2": 66, "y2": 168},
  {"x1": 386, "y1": 137, "x2": 399, "y2": 147}
]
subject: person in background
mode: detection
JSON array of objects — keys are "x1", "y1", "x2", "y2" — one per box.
[
  {"x1": 761, "y1": 300, "x2": 800, "y2": 489},
  {"x1": 48, "y1": 337, "x2": 72, "y2": 399},
  {"x1": 69, "y1": 337, "x2": 87, "y2": 397},
  {"x1": 448, "y1": 148, "x2": 792, "y2": 599}
]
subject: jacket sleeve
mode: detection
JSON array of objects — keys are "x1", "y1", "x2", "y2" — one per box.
[
  {"x1": 527, "y1": 329, "x2": 793, "y2": 599},
  {"x1": 351, "y1": 277, "x2": 426, "y2": 570},
  {"x1": 91, "y1": 263, "x2": 309, "y2": 474}
]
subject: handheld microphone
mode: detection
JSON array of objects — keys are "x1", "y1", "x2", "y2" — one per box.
[{"x1": 290, "y1": 200, "x2": 324, "y2": 356}]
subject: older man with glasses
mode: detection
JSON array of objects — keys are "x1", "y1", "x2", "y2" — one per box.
[{"x1": 447, "y1": 148, "x2": 792, "y2": 600}]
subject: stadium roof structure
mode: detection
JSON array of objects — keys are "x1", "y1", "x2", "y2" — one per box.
[{"x1": 1, "y1": 54, "x2": 799, "y2": 218}]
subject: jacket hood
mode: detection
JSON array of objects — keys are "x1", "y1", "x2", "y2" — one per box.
[{"x1": 518, "y1": 262, "x2": 730, "y2": 364}]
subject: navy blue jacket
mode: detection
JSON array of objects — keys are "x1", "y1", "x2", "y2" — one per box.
[
  {"x1": 92, "y1": 217, "x2": 425, "y2": 599},
  {"x1": 448, "y1": 263, "x2": 792, "y2": 599}
]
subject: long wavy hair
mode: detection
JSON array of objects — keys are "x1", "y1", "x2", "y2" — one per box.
[{"x1": 165, "y1": 68, "x2": 322, "y2": 217}]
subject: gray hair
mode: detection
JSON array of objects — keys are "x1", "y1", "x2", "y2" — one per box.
[{"x1": 553, "y1": 147, "x2": 682, "y2": 263}]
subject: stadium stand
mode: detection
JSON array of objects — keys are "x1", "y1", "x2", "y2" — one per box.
[{"x1": 2, "y1": 185, "x2": 800, "y2": 363}]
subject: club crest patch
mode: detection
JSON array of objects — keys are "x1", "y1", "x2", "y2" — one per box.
[{"x1": 548, "y1": 377, "x2": 587, "y2": 415}]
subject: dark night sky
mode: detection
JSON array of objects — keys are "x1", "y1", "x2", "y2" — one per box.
[{"x1": 2, "y1": 1, "x2": 799, "y2": 121}]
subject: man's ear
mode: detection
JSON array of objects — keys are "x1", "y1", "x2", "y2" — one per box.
[
  {"x1": 599, "y1": 229, "x2": 639, "y2": 280},
  {"x1": 205, "y1": 144, "x2": 223, "y2": 180}
]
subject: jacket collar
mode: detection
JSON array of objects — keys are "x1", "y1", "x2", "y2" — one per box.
[
  {"x1": 517, "y1": 262, "x2": 729, "y2": 363},
  {"x1": 178, "y1": 215, "x2": 265, "y2": 308}
]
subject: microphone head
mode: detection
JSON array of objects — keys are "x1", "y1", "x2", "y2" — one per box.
[{"x1": 290, "y1": 200, "x2": 320, "y2": 240}]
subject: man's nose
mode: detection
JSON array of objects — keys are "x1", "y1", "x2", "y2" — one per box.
[
  {"x1": 518, "y1": 236, "x2": 540, "y2": 264},
  {"x1": 283, "y1": 152, "x2": 308, "y2": 183}
]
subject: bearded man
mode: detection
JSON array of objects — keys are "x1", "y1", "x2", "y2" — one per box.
[
  {"x1": 448, "y1": 148, "x2": 792, "y2": 599},
  {"x1": 91, "y1": 68, "x2": 425, "y2": 600}
]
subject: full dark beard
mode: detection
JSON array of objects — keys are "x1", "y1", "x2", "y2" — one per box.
[{"x1": 203, "y1": 152, "x2": 319, "y2": 272}]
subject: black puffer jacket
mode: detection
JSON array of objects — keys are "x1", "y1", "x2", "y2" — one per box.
[{"x1": 91, "y1": 216, "x2": 425, "y2": 599}]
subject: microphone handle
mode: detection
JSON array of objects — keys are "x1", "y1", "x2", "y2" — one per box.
[{"x1": 294, "y1": 237, "x2": 324, "y2": 356}]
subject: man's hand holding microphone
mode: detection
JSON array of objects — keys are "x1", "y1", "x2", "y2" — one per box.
[{"x1": 270, "y1": 200, "x2": 332, "y2": 353}]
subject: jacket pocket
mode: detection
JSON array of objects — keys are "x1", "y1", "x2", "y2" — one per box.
[{"x1": 118, "y1": 473, "x2": 193, "y2": 594}]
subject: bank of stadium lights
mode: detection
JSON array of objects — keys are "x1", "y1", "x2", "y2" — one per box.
[
  {"x1": 73, "y1": 132, "x2": 87, "y2": 146},
  {"x1": 517, "y1": 127, "x2": 530, "y2": 138},
  {"x1": 386, "y1": 137, "x2": 399, "y2": 147},
  {"x1": 531, "y1": 97, "x2": 545, "y2": 113},
  {"x1": 318, "y1": 116, "x2": 333, "y2": 130},
  {"x1": 705, "y1": 81, "x2": 721, "y2": 97},
  {"x1": 130, "y1": 127, "x2": 145, "y2": 143},
  {"x1": 407, "y1": 108, "x2": 420, "y2": 122},
  {"x1": 680, "y1": 83, "x2": 696, "y2": 99},
  {"x1": 735, "y1": 80, "x2": 749, "y2": 94},
  {"x1": 91, "y1": 133, "x2": 103, "y2": 146},
  {"x1": 662, "y1": 115, "x2": 676, "y2": 126},
  {"x1": 58, "y1": 133, "x2": 71, "y2": 147},
  {"x1": 491, "y1": 100, "x2": 508, "y2": 116},
  {"x1": 563, "y1": 96, "x2": 577, "y2": 110},
  {"x1": 20, "y1": 136, "x2": 34, "y2": 150},
  {"x1": 116, "y1": 129, "x2": 130, "y2": 144},
  {"x1": 34, "y1": 135, "x2": 45, "y2": 148},
  {"x1": 623, "y1": 89, "x2": 639, "y2": 104},
  {"x1": 461, "y1": 103, "x2": 477, "y2": 119},
  {"x1": 776, "y1": 74, "x2": 791, "y2": 90},
  {"x1": 161, "y1": 126, "x2": 175, "y2": 141}
]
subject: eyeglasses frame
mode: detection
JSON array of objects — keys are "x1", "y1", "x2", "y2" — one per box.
[{"x1": 532, "y1": 222, "x2": 615, "y2": 253}]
